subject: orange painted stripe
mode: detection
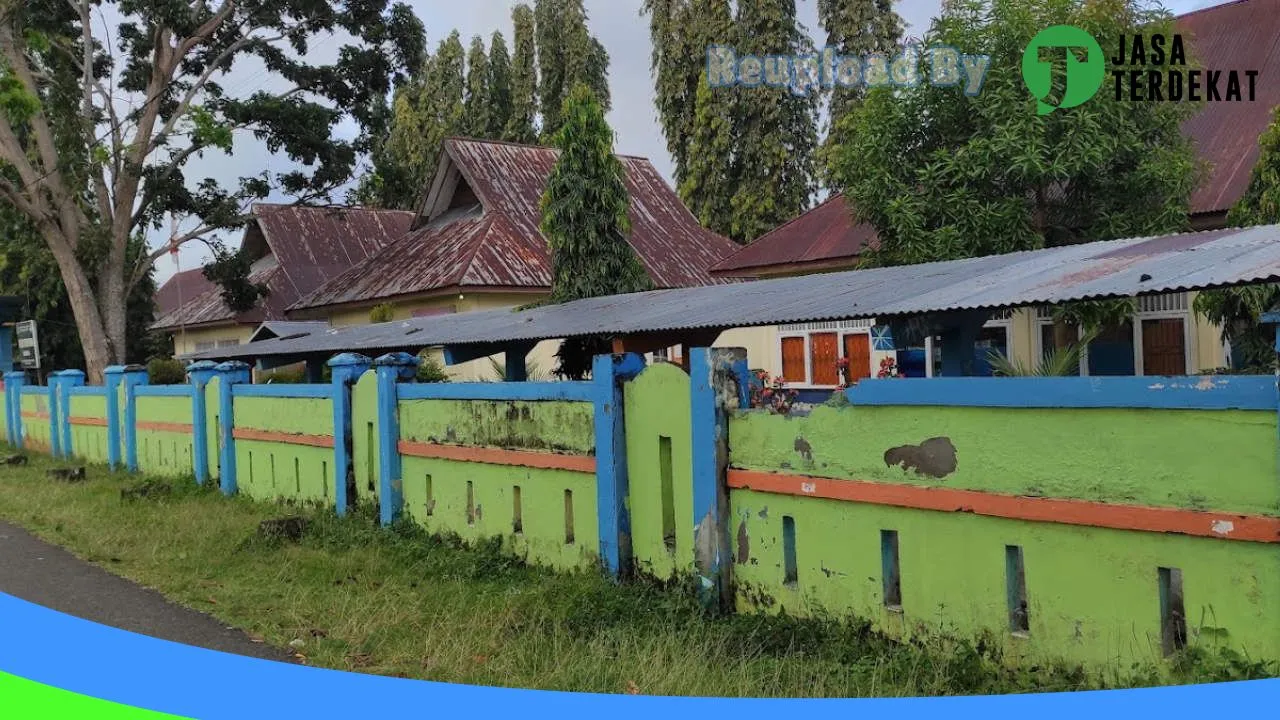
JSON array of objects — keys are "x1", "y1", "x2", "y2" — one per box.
[
  {"x1": 69, "y1": 417, "x2": 109, "y2": 427},
  {"x1": 137, "y1": 421, "x2": 194, "y2": 434},
  {"x1": 727, "y1": 469, "x2": 1280, "y2": 545},
  {"x1": 398, "y1": 441, "x2": 595, "y2": 473},
  {"x1": 233, "y1": 428, "x2": 335, "y2": 448},
  {"x1": 19, "y1": 412, "x2": 50, "y2": 421}
]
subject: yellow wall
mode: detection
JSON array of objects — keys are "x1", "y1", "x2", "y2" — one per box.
[
  {"x1": 715, "y1": 326, "x2": 780, "y2": 374},
  {"x1": 171, "y1": 325, "x2": 254, "y2": 359}
]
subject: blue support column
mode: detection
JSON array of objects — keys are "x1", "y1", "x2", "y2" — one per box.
[
  {"x1": 187, "y1": 361, "x2": 219, "y2": 484},
  {"x1": 374, "y1": 352, "x2": 419, "y2": 526},
  {"x1": 103, "y1": 366, "x2": 126, "y2": 469},
  {"x1": 214, "y1": 362, "x2": 252, "y2": 495},
  {"x1": 690, "y1": 347, "x2": 735, "y2": 611},
  {"x1": 503, "y1": 341, "x2": 537, "y2": 382},
  {"x1": 592, "y1": 352, "x2": 645, "y2": 578},
  {"x1": 119, "y1": 365, "x2": 149, "y2": 471},
  {"x1": 52, "y1": 369, "x2": 85, "y2": 459},
  {"x1": 5, "y1": 370, "x2": 24, "y2": 448},
  {"x1": 328, "y1": 353, "x2": 372, "y2": 517}
]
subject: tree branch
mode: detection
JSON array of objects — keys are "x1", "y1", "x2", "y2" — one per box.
[{"x1": 127, "y1": 214, "x2": 250, "y2": 290}]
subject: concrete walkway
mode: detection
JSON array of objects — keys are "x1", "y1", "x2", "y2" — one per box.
[{"x1": 0, "y1": 520, "x2": 295, "y2": 663}]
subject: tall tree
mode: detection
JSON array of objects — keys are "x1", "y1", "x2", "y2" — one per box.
[
  {"x1": 1194, "y1": 106, "x2": 1280, "y2": 372},
  {"x1": 540, "y1": 83, "x2": 651, "y2": 379},
  {"x1": 462, "y1": 36, "x2": 491, "y2": 138},
  {"x1": 679, "y1": 71, "x2": 737, "y2": 238},
  {"x1": 726, "y1": 0, "x2": 819, "y2": 243},
  {"x1": 830, "y1": 0, "x2": 1197, "y2": 268},
  {"x1": 506, "y1": 4, "x2": 539, "y2": 143},
  {"x1": 535, "y1": 0, "x2": 610, "y2": 140},
  {"x1": 487, "y1": 32, "x2": 514, "y2": 139},
  {"x1": 0, "y1": 0, "x2": 424, "y2": 380},
  {"x1": 818, "y1": 0, "x2": 903, "y2": 132}
]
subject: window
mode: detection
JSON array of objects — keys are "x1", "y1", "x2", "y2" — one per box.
[
  {"x1": 777, "y1": 320, "x2": 879, "y2": 387},
  {"x1": 1033, "y1": 295, "x2": 1192, "y2": 377},
  {"x1": 194, "y1": 341, "x2": 215, "y2": 352},
  {"x1": 216, "y1": 338, "x2": 241, "y2": 348}
]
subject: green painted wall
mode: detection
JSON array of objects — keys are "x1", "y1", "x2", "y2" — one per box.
[
  {"x1": 232, "y1": 397, "x2": 335, "y2": 504},
  {"x1": 19, "y1": 393, "x2": 52, "y2": 451},
  {"x1": 135, "y1": 396, "x2": 195, "y2": 478},
  {"x1": 68, "y1": 395, "x2": 110, "y2": 465},
  {"x1": 729, "y1": 405, "x2": 1280, "y2": 515},
  {"x1": 624, "y1": 363, "x2": 696, "y2": 580},
  {"x1": 398, "y1": 399, "x2": 594, "y2": 454},
  {"x1": 400, "y1": 456, "x2": 598, "y2": 571},
  {"x1": 730, "y1": 488, "x2": 1280, "y2": 666}
]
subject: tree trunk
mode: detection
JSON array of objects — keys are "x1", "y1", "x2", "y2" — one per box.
[
  {"x1": 99, "y1": 244, "x2": 129, "y2": 370},
  {"x1": 43, "y1": 235, "x2": 115, "y2": 383}
]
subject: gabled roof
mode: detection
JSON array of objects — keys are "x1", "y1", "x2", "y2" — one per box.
[
  {"x1": 713, "y1": 0, "x2": 1278, "y2": 277},
  {"x1": 711, "y1": 194, "x2": 878, "y2": 277},
  {"x1": 154, "y1": 268, "x2": 216, "y2": 318},
  {"x1": 290, "y1": 138, "x2": 741, "y2": 312},
  {"x1": 152, "y1": 204, "x2": 415, "y2": 331},
  {"x1": 249, "y1": 320, "x2": 332, "y2": 343}
]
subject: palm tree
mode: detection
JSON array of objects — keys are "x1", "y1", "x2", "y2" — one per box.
[{"x1": 986, "y1": 329, "x2": 1099, "y2": 377}]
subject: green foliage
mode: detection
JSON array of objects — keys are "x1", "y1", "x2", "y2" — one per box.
[
  {"x1": 487, "y1": 356, "x2": 548, "y2": 381},
  {"x1": 1194, "y1": 105, "x2": 1280, "y2": 372},
  {"x1": 830, "y1": 0, "x2": 1198, "y2": 267},
  {"x1": 988, "y1": 329, "x2": 1098, "y2": 377},
  {"x1": 535, "y1": 0, "x2": 611, "y2": 140},
  {"x1": 540, "y1": 84, "x2": 651, "y2": 379},
  {"x1": 679, "y1": 70, "x2": 737, "y2": 238},
  {"x1": 369, "y1": 303, "x2": 396, "y2": 323},
  {"x1": 462, "y1": 36, "x2": 492, "y2": 138},
  {"x1": 146, "y1": 357, "x2": 187, "y2": 385},
  {"x1": 505, "y1": 5, "x2": 540, "y2": 143},
  {"x1": 260, "y1": 367, "x2": 309, "y2": 384},
  {"x1": 201, "y1": 247, "x2": 270, "y2": 315},
  {"x1": 416, "y1": 355, "x2": 450, "y2": 383},
  {"x1": 486, "y1": 32, "x2": 515, "y2": 139}
]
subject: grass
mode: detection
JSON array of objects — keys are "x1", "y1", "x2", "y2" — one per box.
[{"x1": 0, "y1": 450, "x2": 1272, "y2": 698}]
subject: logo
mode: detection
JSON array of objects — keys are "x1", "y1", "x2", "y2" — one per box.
[{"x1": 1021, "y1": 25, "x2": 1106, "y2": 115}]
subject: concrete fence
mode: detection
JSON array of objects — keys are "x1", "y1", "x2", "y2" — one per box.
[{"x1": 3, "y1": 351, "x2": 1278, "y2": 670}]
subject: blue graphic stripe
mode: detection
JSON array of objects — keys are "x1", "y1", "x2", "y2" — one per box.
[{"x1": 846, "y1": 375, "x2": 1276, "y2": 410}]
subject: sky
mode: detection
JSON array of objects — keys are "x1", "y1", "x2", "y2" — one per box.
[{"x1": 152, "y1": 0, "x2": 1225, "y2": 285}]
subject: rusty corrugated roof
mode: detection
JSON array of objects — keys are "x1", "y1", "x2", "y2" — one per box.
[
  {"x1": 710, "y1": 194, "x2": 878, "y2": 276},
  {"x1": 152, "y1": 204, "x2": 415, "y2": 331},
  {"x1": 289, "y1": 138, "x2": 741, "y2": 311},
  {"x1": 186, "y1": 222, "x2": 1280, "y2": 363},
  {"x1": 1180, "y1": 0, "x2": 1280, "y2": 216},
  {"x1": 714, "y1": 0, "x2": 1279, "y2": 276},
  {"x1": 153, "y1": 268, "x2": 216, "y2": 318}
]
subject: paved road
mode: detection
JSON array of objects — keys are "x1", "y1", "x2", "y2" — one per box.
[{"x1": 0, "y1": 520, "x2": 295, "y2": 663}]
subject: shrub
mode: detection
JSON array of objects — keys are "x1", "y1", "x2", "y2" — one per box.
[
  {"x1": 260, "y1": 367, "x2": 308, "y2": 384},
  {"x1": 417, "y1": 356, "x2": 450, "y2": 383},
  {"x1": 369, "y1": 303, "x2": 396, "y2": 323},
  {"x1": 146, "y1": 357, "x2": 187, "y2": 385}
]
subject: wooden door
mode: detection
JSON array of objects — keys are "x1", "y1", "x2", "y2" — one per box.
[
  {"x1": 843, "y1": 334, "x2": 872, "y2": 382},
  {"x1": 1142, "y1": 319, "x2": 1186, "y2": 376},
  {"x1": 780, "y1": 337, "x2": 806, "y2": 383},
  {"x1": 810, "y1": 332, "x2": 840, "y2": 386}
]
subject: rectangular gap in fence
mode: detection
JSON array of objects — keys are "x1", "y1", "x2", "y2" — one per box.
[
  {"x1": 1159, "y1": 567, "x2": 1187, "y2": 656},
  {"x1": 466, "y1": 481, "x2": 475, "y2": 526},
  {"x1": 660, "y1": 435, "x2": 675, "y2": 554},
  {"x1": 1006, "y1": 545, "x2": 1029, "y2": 636},
  {"x1": 425, "y1": 474, "x2": 434, "y2": 516},
  {"x1": 882, "y1": 530, "x2": 902, "y2": 611},
  {"x1": 782, "y1": 516, "x2": 798, "y2": 588},
  {"x1": 513, "y1": 485, "x2": 523, "y2": 534},
  {"x1": 564, "y1": 489, "x2": 575, "y2": 545}
]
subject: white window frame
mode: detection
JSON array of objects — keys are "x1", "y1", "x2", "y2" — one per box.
[
  {"x1": 775, "y1": 320, "x2": 877, "y2": 389},
  {"x1": 1032, "y1": 294, "x2": 1194, "y2": 377}
]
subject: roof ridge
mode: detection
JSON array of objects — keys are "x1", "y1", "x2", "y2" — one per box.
[
  {"x1": 1175, "y1": 0, "x2": 1251, "y2": 21},
  {"x1": 446, "y1": 135, "x2": 652, "y2": 162}
]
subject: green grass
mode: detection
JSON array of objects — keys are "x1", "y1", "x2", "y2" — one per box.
[{"x1": 0, "y1": 450, "x2": 1271, "y2": 697}]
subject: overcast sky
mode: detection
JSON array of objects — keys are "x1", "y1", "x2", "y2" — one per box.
[{"x1": 153, "y1": 0, "x2": 1223, "y2": 285}]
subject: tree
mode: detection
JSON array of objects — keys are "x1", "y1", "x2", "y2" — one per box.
[
  {"x1": 643, "y1": 0, "x2": 734, "y2": 187},
  {"x1": 540, "y1": 84, "x2": 651, "y2": 379},
  {"x1": 0, "y1": 0, "x2": 424, "y2": 381},
  {"x1": 679, "y1": 72, "x2": 737, "y2": 237},
  {"x1": 506, "y1": 4, "x2": 539, "y2": 143},
  {"x1": 535, "y1": 0, "x2": 610, "y2": 140},
  {"x1": 831, "y1": 0, "x2": 1197, "y2": 269},
  {"x1": 725, "y1": 0, "x2": 819, "y2": 243},
  {"x1": 1194, "y1": 106, "x2": 1280, "y2": 372},
  {"x1": 462, "y1": 36, "x2": 491, "y2": 138},
  {"x1": 487, "y1": 32, "x2": 514, "y2": 138}
]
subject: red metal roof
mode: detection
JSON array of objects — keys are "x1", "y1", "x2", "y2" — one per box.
[
  {"x1": 714, "y1": 0, "x2": 1279, "y2": 277},
  {"x1": 290, "y1": 138, "x2": 741, "y2": 311},
  {"x1": 152, "y1": 204, "x2": 414, "y2": 331},
  {"x1": 1180, "y1": 0, "x2": 1280, "y2": 216},
  {"x1": 153, "y1": 268, "x2": 215, "y2": 319}
]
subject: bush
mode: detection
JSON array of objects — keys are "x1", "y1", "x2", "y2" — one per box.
[
  {"x1": 417, "y1": 356, "x2": 449, "y2": 383},
  {"x1": 146, "y1": 357, "x2": 187, "y2": 385},
  {"x1": 260, "y1": 367, "x2": 308, "y2": 384},
  {"x1": 369, "y1": 303, "x2": 396, "y2": 323}
]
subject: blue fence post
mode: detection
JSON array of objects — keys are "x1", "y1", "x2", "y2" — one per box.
[
  {"x1": 214, "y1": 362, "x2": 252, "y2": 496},
  {"x1": 690, "y1": 347, "x2": 737, "y2": 612},
  {"x1": 119, "y1": 365, "x2": 149, "y2": 472},
  {"x1": 53, "y1": 369, "x2": 85, "y2": 459},
  {"x1": 592, "y1": 351, "x2": 645, "y2": 579},
  {"x1": 374, "y1": 352, "x2": 419, "y2": 527},
  {"x1": 329, "y1": 353, "x2": 373, "y2": 517},
  {"x1": 187, "y1": 361, "x2": 220, "y2": 485},
  {"x1": 45, "y1": 374, "x2": 63, "y2": 458},
  {"x1": 103, "y1": 366, "x2": 126, "y2": 470},
  {"x1": 5, "y1": 370, "x2": 24, "y2": 448}
]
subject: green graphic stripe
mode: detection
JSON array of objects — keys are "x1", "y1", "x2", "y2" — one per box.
[{"x1": 0, "y1": 671, "x2": 190, "y2": 719}]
